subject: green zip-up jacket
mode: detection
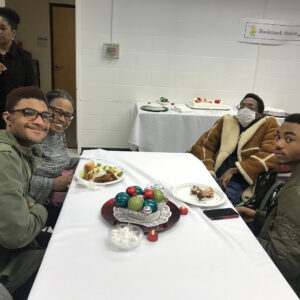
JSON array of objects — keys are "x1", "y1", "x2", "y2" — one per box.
[
  {"x1": 0, "y1": 130, "x2": 48, "y2": 293},
  {"x1": 255, "y1": 162, "x2": 300, "y2": 297}
]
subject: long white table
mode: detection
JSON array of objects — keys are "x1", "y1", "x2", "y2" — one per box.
[
  {"x1": 128, "y1": 102, "x2": 237, "y2": 152},
  {"x1": 28, "y1": 150, "x2": 297, "y2": 300}
]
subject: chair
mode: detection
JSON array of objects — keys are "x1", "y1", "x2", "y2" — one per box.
[
  {"x1": 247, "y1": 179, "x2": 284, "y2": 237},
  {"x1": 258, "y1": 181, "x2": 284, "y2": 211},
  {"x1": 244, "y1": 168, "x2": 289, "y2": 210},
  {"x1": 244, "y1": 169, "x2": 278, "y2": 210}
]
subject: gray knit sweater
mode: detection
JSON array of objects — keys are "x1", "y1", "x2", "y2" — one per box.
[
  {"x1": 29, "y1": 132, "x2": 79, "y2": 205},
  {"x1": 0, "y1": 283, "x2": 12, "y2": 300}
]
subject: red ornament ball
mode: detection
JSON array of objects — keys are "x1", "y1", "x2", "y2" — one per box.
[
  {"x1": 143, "y1": 189, "x2": 154, "y2": 199},
  {"x1": 126, "y1": 186, "x2": 137, "y2": 196}
]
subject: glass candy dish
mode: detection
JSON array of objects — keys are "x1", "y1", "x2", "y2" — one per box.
[{"x1": 109, "y1": 223, "x2": 143, "y2": 250}]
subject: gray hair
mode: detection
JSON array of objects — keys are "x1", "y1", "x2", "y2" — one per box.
[{"x1": 46, "y1": 89, "x2": 75, "y2": 109}]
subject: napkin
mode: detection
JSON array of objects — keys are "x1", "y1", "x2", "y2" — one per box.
[
  {"x1": 74, "y1": 174, "x2": 104, "y2": 191},
  {"x1": 172, "y1": 104, "x2": 192, "y2": 113},
  {"x1": 80, "y1": 149, "x2": 108, "y2": 161}
]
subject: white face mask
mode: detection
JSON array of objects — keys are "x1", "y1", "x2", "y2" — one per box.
[{"x1": 237, "y1": 108, "x2": 256, "y2": 127}]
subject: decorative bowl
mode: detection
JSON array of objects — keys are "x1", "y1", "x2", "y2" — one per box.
[{"x1": 109, "y1": 223, "x2": 143, "y2": 250}]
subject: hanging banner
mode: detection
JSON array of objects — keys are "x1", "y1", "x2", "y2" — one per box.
[{"x1": 239, "y1": 18, "x2": 300, "y2": 45}]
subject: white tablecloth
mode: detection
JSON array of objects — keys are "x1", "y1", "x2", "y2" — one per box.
[
  {"x1": 128, "y1": 102, "x2": 237, "y2": 152},
  {"x1": 28, "y1": 150, "x2": 297, "y2": 300}
]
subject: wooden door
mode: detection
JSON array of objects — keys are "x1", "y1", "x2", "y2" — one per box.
[{"x1": 50, "y1": 4, "x2": 76, "y2": 148}]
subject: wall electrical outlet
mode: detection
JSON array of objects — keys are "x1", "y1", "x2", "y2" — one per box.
[{"x1": 104, "y1": 43, "x2": 119, "y2": 58}]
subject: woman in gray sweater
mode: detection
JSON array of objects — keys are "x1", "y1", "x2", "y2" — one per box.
[{"x1": 30, "y1": 89, "x2": 79, "y2": 227}]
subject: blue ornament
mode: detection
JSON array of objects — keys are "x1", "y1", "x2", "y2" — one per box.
[
  {"x1": 134, "y1": 186, "x2": 144, "y2": 195},
  {"x1": 113, "y1": 192, "x2": 130, "y2": 208},
  {"x1": 143, "y1": 199, "x2": 158, "y2": 213}
]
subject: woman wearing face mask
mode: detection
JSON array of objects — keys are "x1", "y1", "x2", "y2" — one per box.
[
  {"x1": 187, "y1": 93, "x2": 280, "y2": 206},
  {"x1": 0, "y1": 7, "x2": 35, "y2": 129},
  {"x1": 29, "y1": 89, "x2": 79, "y2": 228}
]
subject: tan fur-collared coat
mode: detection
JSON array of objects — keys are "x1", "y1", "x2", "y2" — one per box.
[{"x1": 188, "y1": 115, "x2": 280, "y2": 200}]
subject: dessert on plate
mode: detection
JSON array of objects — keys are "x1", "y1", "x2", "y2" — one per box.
[
  {"x1": 157, "y1": 96, "x2": 170, "y2": 105},
  {"x1": 143, "y1": 102, "x2": 166, "y2": 111},
  {"x1": 186, "y1": 97, "x2": 229, "y2": 110},
  {"x1": 191, "y1": 185, "x2": 214, "y2": 200}
]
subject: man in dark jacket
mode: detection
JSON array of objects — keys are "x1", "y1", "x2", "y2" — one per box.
[
  {"x1": 237, "y1": 113, "x2": 300, "y2": 297},
  {"x1": 0, "y1": 86, "x2": 52, "y2": 299}
]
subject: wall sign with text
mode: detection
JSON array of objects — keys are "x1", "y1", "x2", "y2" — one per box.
[{"x1": 239, "y1": 18, "x2": 300, "y2": 45}]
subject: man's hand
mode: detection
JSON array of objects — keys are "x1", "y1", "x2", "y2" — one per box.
[
  {"x1": 236, "y1": 206, "x2": 256, "y2": 223},
  {"x1": 219, "y1": 167, "x2": 239, "y2": 191},
  {"x1": 53, "y1": 175, "x2": 73, "y2": 192},
  {"x1": 28, "y1": 202, "x2": 35, "y2": 208},
  {"x1": 0, "y1": 63, "x2": 7, "y2": 74}
]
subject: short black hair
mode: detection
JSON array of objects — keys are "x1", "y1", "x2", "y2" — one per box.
[
  {"x1": 46, "y1": 89, "x2": 75, "y2": 109},
  {"x1": 285, "y1": 113, "x2": 300, "y2": 125},
  {"x1": 0, "y1": 7, "x2": 20, "y2": 30},
  {"x1": 5, "y1": 86, "x2": 48, "y2": 111},
  {"x1": 242, "y1": 93, "x2": 264, "y2": 113}
]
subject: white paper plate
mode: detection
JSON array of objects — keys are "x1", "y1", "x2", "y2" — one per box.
[
  {"x1": 141, "y1": 105, "x2": 168, "y2": 112},
  {"x1": 172, "y1": 183, "x2": 226, "y2": 208},
  {"x1": 75, "y1": 162, "x2": 124, "y2": 188}
]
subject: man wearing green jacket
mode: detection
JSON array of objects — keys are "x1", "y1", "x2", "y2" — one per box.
[
  {"x1": 0, "y1": 86, "x2": 53, "y2": 299},
  {"x1": 237, "y1": 113, "x2": 300, "y2": 297}
]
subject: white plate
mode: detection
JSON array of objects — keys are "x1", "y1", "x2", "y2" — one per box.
[
  {"x1": 141, "y1": 105, "x2": 168, "y2": 112},
  {"x1": 172, "y1": 183, "x2": 226, "y2": 208},
  {"x1": 75, "y1": 162, "x2": 125, "y2": 188}
]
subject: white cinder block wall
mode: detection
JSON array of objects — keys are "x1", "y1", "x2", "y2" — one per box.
[{"x1": 76, "y1": 0, "x2": 300, "y2": 151}]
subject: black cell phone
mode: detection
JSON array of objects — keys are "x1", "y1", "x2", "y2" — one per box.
[{"x1": 203, "y1": 208, "x2": 239, "y2": 220}]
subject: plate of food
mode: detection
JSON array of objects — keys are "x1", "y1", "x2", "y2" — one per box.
[
  {"x1": 172, "y1": 183, "x2": 226, "y2": 208},
  {"x1": 75, "y1": 160, "x2": 124, "y2": 187}
]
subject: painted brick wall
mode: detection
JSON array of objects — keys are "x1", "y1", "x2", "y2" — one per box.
[{"x1": 76, "y1": 0, "x2": 300, "y2": 150}]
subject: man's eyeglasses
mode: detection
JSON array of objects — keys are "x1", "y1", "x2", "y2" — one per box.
[
  {"x1": 9, "y1": 108, "x2": 53, "y2": 122},
  {"x1": 238, "y1": 103, "x2": 257, "y2": 111},
  {"x1": 50, "y1": 106, "x2": 74, "y2": 121}
]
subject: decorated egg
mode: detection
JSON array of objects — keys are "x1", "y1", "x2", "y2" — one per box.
[
  {"x1": 143, "y1": 189, "x2": 154, "y2": 199},
  {"x1": 134, "y1": 186, "x2": 144, "y2": 195},
  {"x1": 143, "y1": 199, "x2": 158, "y2": 213},
  {"x1": 113, "y1": 192, "x2": 130, "y2": 208},
  {"x1": 143, "y1": 206, "x2": 152, "y2": 215},
  {"x1": 128, "y1": 196, "x2": 144, "y2": 211},
  {"x1": 126, "y1": 186, "x2": 137, "y2": 196},
  {"x1": 153, "y1": 189, "x2": 165, "y2": 203}
]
